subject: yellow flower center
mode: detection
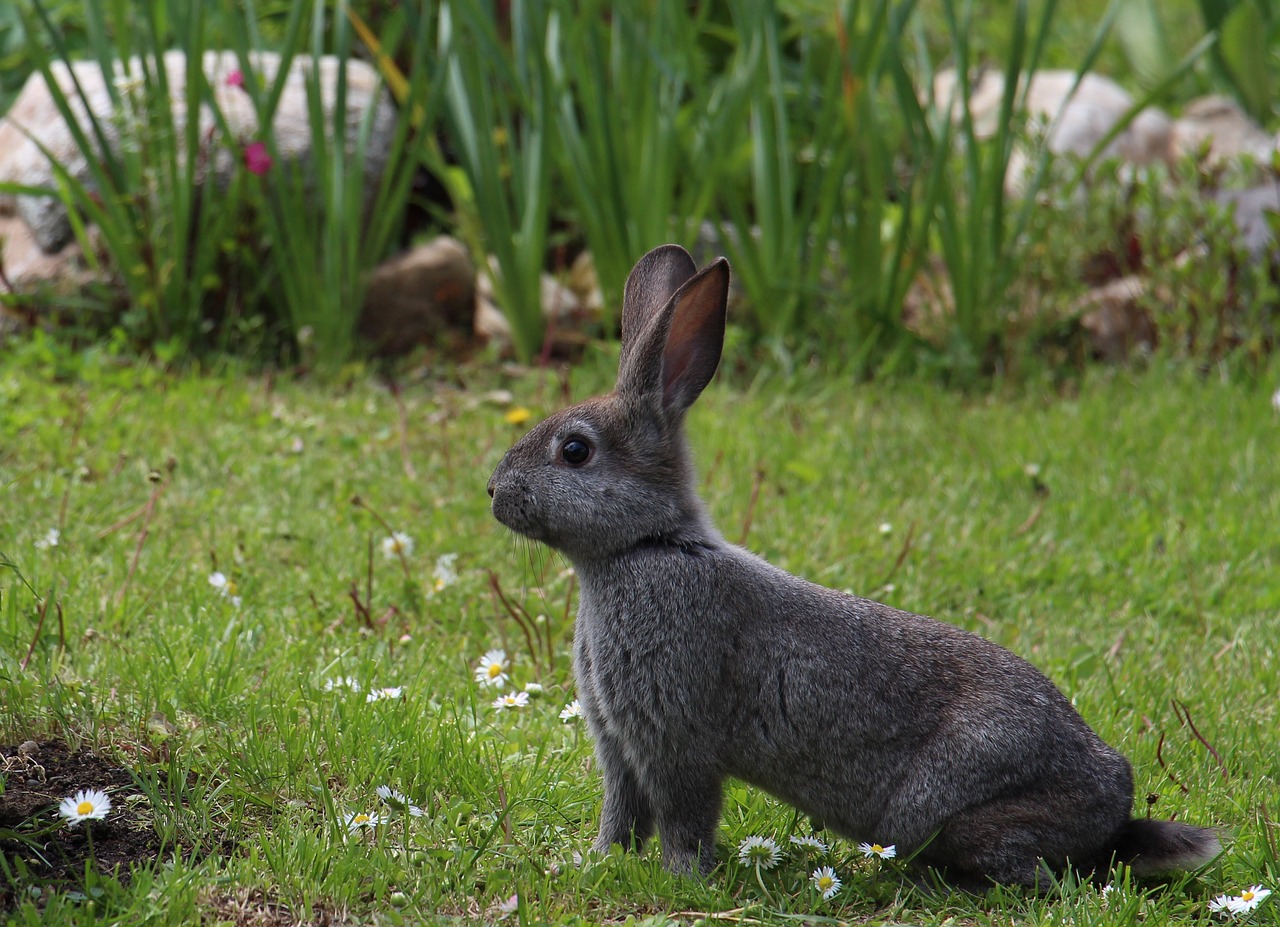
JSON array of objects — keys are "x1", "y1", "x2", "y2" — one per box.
[
  {"x1": 817, "y1": 876, "x2": 833, "y2": 890},
  {"x1": 77, "y1": 801, "x2": 94, "y2": 815},
  {"x1": 504, "y1": 407, "x2": 532, "y2": 425},
  {"x1": 353, "y1": 814, "x2": 369, "y2": 825},
  {"x1": 871, "y1": 844, "x2": 884, "y2": 854},
  {"x1": 487, "y1": 664, "x2": 504, "y2": 679},
  {"x1": 1243, "y1": 891, "x2": 1256, "y2": 901}
]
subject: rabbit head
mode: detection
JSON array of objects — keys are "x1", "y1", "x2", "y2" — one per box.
[{"x1": 487, "y1": 245, "x2": 729, "y2": 562}]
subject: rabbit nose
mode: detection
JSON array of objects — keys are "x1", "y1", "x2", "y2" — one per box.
[{"x1": 486, "y1": 478, "x2": 496, "y2": 498}]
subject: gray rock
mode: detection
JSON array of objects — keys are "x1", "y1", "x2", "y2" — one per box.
[
  {"x1": 930, "y1": 69, "x2": 1172, "y2": 194},
  {"x1": 0, "y1": 50, "x2": 396, "y2": 253},
  {"x1": 358, "y1": 236, "x2": 476, "y2": 356},
  {"x1": 1170, "y1": 95, "x2": 1275, "y2": 168},
  {"x1": 1215, "y1": 186, "x2": 1280, "y2": 265}
]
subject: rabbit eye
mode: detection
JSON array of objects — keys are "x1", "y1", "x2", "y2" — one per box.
[{"x1": 560, "y1": 437, "x2": 592, "y2": 466}]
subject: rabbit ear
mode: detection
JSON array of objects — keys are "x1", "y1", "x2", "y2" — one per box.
[
  {"x1": 617, "y1": 257, "x2": 729, "y2": 415},
  {"x1": 620, "y1": 245, "x2": 698, "y2": 360}
]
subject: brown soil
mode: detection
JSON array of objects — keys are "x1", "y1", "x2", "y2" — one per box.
[{"x1": 0, "y1": 740, "x2": 161, "y2": 910}]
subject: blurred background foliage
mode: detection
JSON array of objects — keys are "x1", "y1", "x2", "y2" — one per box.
[{"x1": 1, "y1": 0, "x2": 1277, "y2": 380}]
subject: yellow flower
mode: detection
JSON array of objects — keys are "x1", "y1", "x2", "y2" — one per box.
[{"x1": 504, "y1": 406, "x2": 532, "y2": 426}]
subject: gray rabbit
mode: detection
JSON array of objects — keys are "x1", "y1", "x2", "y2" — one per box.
[{"x1": 487, "y1": 245, "x2": 1220, "y2": 888}]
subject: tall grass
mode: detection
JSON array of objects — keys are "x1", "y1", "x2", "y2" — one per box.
[
  {"x1": 6, "y1": 0, "x2": 433, "y2": 366},
  {"x1": 11, "y1": 0, "x2": 1247, "y2": 373},
  {"x1": 545, "y1": 0, "x2": 723, "y2": 325},
  {"x1": 436, "y1": 0, "x2": 553, "y2": 363}
]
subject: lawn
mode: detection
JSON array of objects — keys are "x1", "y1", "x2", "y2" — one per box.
[{"x1": 1, "y1": 347, "x2": 1277, "y2": 925}]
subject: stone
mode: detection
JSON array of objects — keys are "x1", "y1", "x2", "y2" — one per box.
[
  {"x1": 0, "y1": 211, "x2": 100, "y2": 306},
  {"x1": 930, "y1": 69, "x2": 1172, "y2": 193},
  {"x1": 1214, "y1": 186, "x2": 1280, "y2": 266},
  {"x1": 1074, "y1": 275, "x2": 1156, "y2": 362},
  {"x1": 0, "y1": 50, "x2": 396, "y2": 253},
  {"x1": 358, "y1": 236, "x2": 476, "y2": 356},
  {"x1": 1169, "y1": 95, "x2": 1275, "y2": 167},
  {"x1": 474, "y1": 256, "x2": 592, "y2": 357}
]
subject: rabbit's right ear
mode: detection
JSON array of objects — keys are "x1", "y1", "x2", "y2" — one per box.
[
  {"x1": 617, "y1": 257, "x2": 729, "y2": 416},
  {"x1": 620, "y1": 245, "x2": 698, "y2": 364}
]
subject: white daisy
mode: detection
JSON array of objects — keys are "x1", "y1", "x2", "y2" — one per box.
[
  {"x1": 323, "y1": 676, "x2": 362, "y2": 693},
  {"x1": 58, "y1": 788, "x2": 111, "y2": 825},
  {"x1": 475, "y1": 649, "x2": 509, "y2": 688},
  {"x1": 432, "y1": 553, "x2": 459, "y2": 592},
  {"x1": 789, "y1": 834, "x2": 829, "y2": 853},
  {"x1": 559, "y1": 699, "x2": 583, "y2": 722},
  {"x1": 343, "y1": 810, "x2": 382, "y2": 832},
  {"x1": 35, "y1": 528, "x2": 60, "y2": 550},
  {"x1": 1235, "y1": 886, "x2": 1272, "y2": 913},
  {"x1": 857, "y1": 842, "x2": 896, "y2": 859},
  {"x1": 493, "y1": 692, "x2": 529, "y2": 710},
  {"x1": 878, "y1": 522, "x2": 892, "y2": 535},
  {"x1": 523, "y1": 682, "x2": 543, "y2": 696},
  {"x1": 380, "y1": 532, "x2": 414, "y2": 560},
  {"x1": 365, "y1": 687, "x2": 404, "y2": 702},
  {"x1": 736, "y1": 835, "x2": 782, "y2": 869},
  {"x1": 375, "y1": 785, "x2": 426, "y2": 817},
  {"x1": 207, "y1": 571, "x2": 242, "y2": 607},
  {"x1": 1211, "y1": 886, "x2": 1273, "y2": 916},
  {"x1": 811, "y1": 865, "x2": 842, "y2": 900}
]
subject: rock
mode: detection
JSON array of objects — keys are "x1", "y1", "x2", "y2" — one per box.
[
  {"x1": 930, "y1": 69, "x2": 1172, "y2": 193},
  {"x1": 0, "y1": 50, "x2": 396, "y2": 253},
  {"x1": 358, "y1": 236, "x2": 476, "y2": 356},
  {"x1": 1214, "y1": 186, "x2": 1280, "y2": 265},
  {"x1": 1074, "y1": 275, "x2": 1156, "y2": 362},
  {"x1": 0, "y1": 212, "x2": 104, "y2": 314},
  {"x1": 474, "y1": 256, "x2": 593, "y2": 357},
  {"x1": 1169, "y1": 95, "x2": 1274, "y2": 168}
]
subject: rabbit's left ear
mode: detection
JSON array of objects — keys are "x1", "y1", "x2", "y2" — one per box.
[{"x1": 617, "y1": 257, "x2": 729, "y2": 415}]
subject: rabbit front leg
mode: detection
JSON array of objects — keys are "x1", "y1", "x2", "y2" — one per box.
[
  {"x1": 649, "y1": 768, "x2": 723, "y2": 877},
  {"x1": 592, "y1": 734, "x2": 655, "y2": 851}
]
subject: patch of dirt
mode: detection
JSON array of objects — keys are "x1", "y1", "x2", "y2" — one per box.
[
  {"x1": 0, "y1": 740, "x2": 161, "y2": 909},
  {"x1": 199, "y1": 889, "x2": 352, "y2": 927}
]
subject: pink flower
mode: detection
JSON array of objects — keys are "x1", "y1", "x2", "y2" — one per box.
[
  {"x1": 225, "y1": 69, "x2": 245, "y2": 89},
  {"x1": 244, "y1": 141, "x2": 273, "y2": 175}
]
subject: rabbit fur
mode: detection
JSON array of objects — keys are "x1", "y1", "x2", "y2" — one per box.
[{"x1": 487, "y1": 244, "x2": 1220, "y2": 888}]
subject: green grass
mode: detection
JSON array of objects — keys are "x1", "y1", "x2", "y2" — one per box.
[{"x1": 1, "y1": 347, "x2": 1277, "y2": 924}]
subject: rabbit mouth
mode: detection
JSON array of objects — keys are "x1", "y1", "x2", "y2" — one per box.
[{"x1": 489, "y1": 487, "x2": 548, "y2": 542}]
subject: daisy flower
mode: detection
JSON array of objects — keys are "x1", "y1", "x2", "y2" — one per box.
[
  {"x1": 208, "y1": 571, "x2": 242, "y2": 607},
  {"x1": 789, "y1": 834, "x2": 829, "y2": 853},
  {"x1": 878, "y1": 522, "x2": 892, "y2": 535},
  {"x1": 858, "y1": 842, "x2": 896, "y2": 859},
  {"x1": 493, "y1": 692, "x2": 530, "y2": 710},
  {"x1": 58, "y1": 788, "x2": 111, "y2": 825},
  {"x1": 343, "y1": 810, "x2": 382, "y2": 832},
  {"x1": 559, "y1": 699, "x2": 583, "y2": 722},
  {"x1": 323, "y1": 676, "x2": 362, "y2": 693},
  {"x1": 475, "y1": 649, "x2": 509, "y2": 688},
  {"x1": 35, "y1": 528, "x2": 60, "y2": 550},
  {"x1": 375, "y1": 785, "x2": 426, "y2": 817},
  {"x1": 523, "y1": 682, "x2": 544, "y2": 696},
  {"x1": 366, "y1": 687, "x2": 404, "y2": 702},
  {"x1": 1210, "y1": 886, "x2": 1273, "y2": 916},
  {"x1": 432, "y1": 553, "x2": 459, "y2": 592},
  {"x1": 811, "y1": 865, "x2": 842, "y2": 900},
  {"x1": 381, "y1": 532, "x2": 414, "y2": 560},
  {"x1": 737, "y1": 835, "x2": 782, "y2": 869}
]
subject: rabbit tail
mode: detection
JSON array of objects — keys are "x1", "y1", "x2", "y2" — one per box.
[{"x1": 1110, "y1": 819, "x2": 1221, "y2": 875}]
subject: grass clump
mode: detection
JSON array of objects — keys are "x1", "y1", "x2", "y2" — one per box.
[{"x1": 0, "y1": 346, "x2": 1277, "y2": 923}]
